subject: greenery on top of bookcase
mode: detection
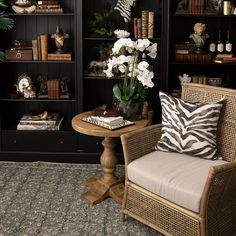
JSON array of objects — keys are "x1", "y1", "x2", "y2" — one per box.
[{"x1": 0, "y1": 0, "x2": 14, "y2": 61}]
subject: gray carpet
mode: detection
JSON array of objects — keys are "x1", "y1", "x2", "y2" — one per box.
[{"x1": 0, "y1": 161, "x2": 162, "y2": 236}]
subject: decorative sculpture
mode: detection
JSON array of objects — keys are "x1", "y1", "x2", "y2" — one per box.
[
  {"x1": 12, "y1": 0, "x2": 36, "y2": 13},
  {"x1": 189, "y1": 23, "x2": 209, "y2": 54},
  {"x1": 51, "y1": 26, "x2": 70, "y2": 54},
  {"x1": 114, "y1": 0, "x2": 137, "y2": 23}
]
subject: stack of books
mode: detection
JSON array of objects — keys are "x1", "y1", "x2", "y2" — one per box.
[
  {"x1": 82, "y1": 116, "x2": 134, "y2": 130},
  {"x1": 17, "y1": 112, "x2": 63, "y2": 130},
  {"x1": 188, "y1": 0, "x2": 205, "y2": 15},
  {"x1": 175, "y1": 42, "x2": 196, "y2": 54},
  {"x1": 35, "y1": 0, "x2": 63, "y2": 13},
  {"x1": 214, "y1": 54, "x2": 236, "y2": 63}
]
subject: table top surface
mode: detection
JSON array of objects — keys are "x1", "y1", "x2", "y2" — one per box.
[{"x1": 72, "y1": 111, "x2": 149, "y2": 138}]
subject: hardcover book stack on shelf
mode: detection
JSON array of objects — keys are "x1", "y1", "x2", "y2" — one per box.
[
  {"x1": 214, "y1": 54, "x2": 236, "y2": 63},
  {"x1": 35, "y1": 0, "x2": 63, "y2": 13},
  {"x1": 133, "y1": 10, "x2": 154, "y2": 39},
  {"x1": 175, "y1": 42, "x2": 212, "y2": 62},
  {"x1": 17, "y1": 112, "x2": 64, "y2": 130}
]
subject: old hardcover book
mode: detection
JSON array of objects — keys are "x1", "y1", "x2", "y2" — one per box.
[
  {"x1": 47, "y1": 79, "x2": 59, "y2": 99},
  {"x1": 40, "y1": 34, "x2": 48, "y2": 61},
  {"x1": 17, "y1": 116, "x2": 64, "y2": 131},
  {"x1": 137, "y1": 18, "x2": 142, "y2": 38},
  {"x1": 47, "y1": 53, "x2": 71, "y2": 61},
  {"x1": 35, "y1": 8, "x2": 63, "y2": 13},
  {"x1": 141, "y1": 11, "x2": 148, "y2": 38},
  {"x1": 32, "y1": 39, "x2": 38, "y2": 61},
  {"x1": 19, "y1": 112, "x2": 60, "y2": 125},
  {"x1": 82, "y1": 116, "x2": 134, "y2": 130},
  {"x1": 148, "y1": 12, "x2": 154, "y2": 39},
  {"x1": 133, "y1": 18, "x2": 138, "y2": 38},
  {"x1": 90, "y1": 116, "x2": 124, "y2": 126}
]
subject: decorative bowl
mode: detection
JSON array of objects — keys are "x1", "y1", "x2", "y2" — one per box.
[{"x1": 207, "y1": 77, "x2": 222, "y2": 87}]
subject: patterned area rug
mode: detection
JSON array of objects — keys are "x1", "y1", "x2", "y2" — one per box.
[{"x1": 0, "y1": 162, "x2": 162, "y2": 236}]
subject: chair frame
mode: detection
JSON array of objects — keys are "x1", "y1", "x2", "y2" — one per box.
[{"x1": 120, "y1": 83, "x2": 236, "y2": 236}]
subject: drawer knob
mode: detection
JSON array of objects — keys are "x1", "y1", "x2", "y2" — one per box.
[
  {"x1": 59, "y1": 140, "x2": 64, "y2": 145},
  {"x1": 13, "y1": 140, "x2": 17, "y2": 144}
]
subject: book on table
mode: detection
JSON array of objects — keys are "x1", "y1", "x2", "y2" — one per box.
[
  {"x1": 90, "y1": 116, "x2": 124, "y2": 126},
  {"x1": 81, "y1": 116, "x2": 134, "y2": 130}
]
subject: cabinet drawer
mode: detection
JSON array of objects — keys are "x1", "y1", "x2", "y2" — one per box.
[{"x1": 2, "y1": 131, "x2": 77, "y2": 152}]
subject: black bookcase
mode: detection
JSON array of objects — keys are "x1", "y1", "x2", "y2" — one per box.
[
  {"x1": 0, "y1": 0, "x2": 85, "y2": 161},
  {"x1": 167, "y1": 0, "x2": 236, "y2": 93}
]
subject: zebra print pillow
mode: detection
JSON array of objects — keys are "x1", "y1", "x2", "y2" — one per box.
[{"x1": 156, "y1": 91, "x2": 224, "y2": 160}]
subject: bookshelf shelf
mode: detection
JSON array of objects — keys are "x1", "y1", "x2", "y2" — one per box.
[
  {"x1": 4, "y1": 60, "x2": 76, "y2": 64},
  {"x1": 170, "y1": 62, "x2": 236, "y2": 66},
  {"x1": 83, "y1": 37, "x2": 161, "y2": 41},
  {"x1": 171, "y1": 14, "x2": 236, "y2": 18},
  {"x1": 7, "y1": 13, "x2": 75, "y2": 16},
  {"x1": 0, "y1": 99, "x2": 77, "y2": 102}
]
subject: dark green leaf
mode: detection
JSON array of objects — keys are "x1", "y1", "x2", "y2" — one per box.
[
  {"x1": 0, "y1": 50, "x2": 5, "y2": 62},
  {"x1": 0, "y1": 13, "x2": 14, "y2": 30}
]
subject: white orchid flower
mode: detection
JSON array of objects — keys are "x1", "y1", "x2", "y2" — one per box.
[
  {"x1": 136, "y1": 38, "x2": 151, "y2": 51},
  {"x1": 103, "y1": 69, "x2": 114, "y2": 78},
  {"x1": 137, "y1": 61, "x2": 149, "y2": 71}
]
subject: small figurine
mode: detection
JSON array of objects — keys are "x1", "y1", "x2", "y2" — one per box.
[
  {"x1": 60, "y1": 77, "x2": 69, "y2": 98},
  {"x1": 51, "y1": 26, "x2": 70, "y2": 54},
  {"x1": 189, "y1": 23, "x2": 209, "y2": 54},
  {"x1": 87, "y1": 60, "x2": 107, "y2": 75},
  {"x1": 37, "y1": 75, "x2": 48, "y2": 98}
]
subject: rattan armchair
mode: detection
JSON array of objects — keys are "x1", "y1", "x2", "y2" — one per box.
[{"x1": 120, "y1": 83, "x2": 236, "y2": 236}]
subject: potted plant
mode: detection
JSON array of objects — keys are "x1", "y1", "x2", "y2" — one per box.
[
  {"x1": 0, "y1": 0, "x2": 14, "y2": 61},
  {"x1": 103, "y1": 37, "x2": 157, "y2": 120}
]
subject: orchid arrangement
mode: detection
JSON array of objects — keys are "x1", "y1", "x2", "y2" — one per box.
[{"x1": 103, "y1": 38, "x2": 157, "y2": 105}]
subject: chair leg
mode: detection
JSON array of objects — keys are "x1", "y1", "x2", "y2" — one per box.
[{"x1": 120, "y1": 210, "x2": 126, "y2": 222}]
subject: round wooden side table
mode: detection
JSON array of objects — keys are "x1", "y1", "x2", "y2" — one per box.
[{"x1": 72, "y1": 111, "x2": 148, "y2": 205}]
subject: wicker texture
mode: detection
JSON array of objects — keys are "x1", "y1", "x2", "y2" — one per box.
[{"x1": 121, "y1": 84, "x2": 236, "y2": 236}]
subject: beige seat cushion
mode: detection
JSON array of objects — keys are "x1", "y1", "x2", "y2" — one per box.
[{"x1": 128, "y1": 151, "x2": 227, "y2": 212}]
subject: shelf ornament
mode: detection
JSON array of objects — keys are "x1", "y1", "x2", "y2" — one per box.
[
  {"x1": 189, "y1": 22, "x2": 209, "y2": 54},
  {"x1": 51, "y1": 26, "x2": 70, "y2": 54},
  {"x1": 114, "y1": 0, "x2": 137, "y2": 23}
]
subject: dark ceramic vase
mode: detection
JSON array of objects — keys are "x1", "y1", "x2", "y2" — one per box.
[{"x1": 113, "y1": 100, "x2": 143, "y2": 121}]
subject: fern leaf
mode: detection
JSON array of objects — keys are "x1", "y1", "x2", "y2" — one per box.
[{"x1": 0, "y1": 13, "x2": 14, "y2": 30}]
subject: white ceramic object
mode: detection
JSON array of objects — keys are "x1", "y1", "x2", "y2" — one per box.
[{"x1": 114, "y1": 29, "x2": 130, "y2": 38}]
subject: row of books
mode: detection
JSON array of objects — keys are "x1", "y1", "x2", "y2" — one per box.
[
  {"x1": 188, "y1": 0, "x2": 204, "y2": 15},
  {"x1": 32, "y1": 34, "x2": 71, "y2": 61},
  {"x1": 35, "y1": 0, "x2": 63, "y2": 13},
  {"x1": 17, "y1": 112, "x2": 63, "y2": 130},
  {"x1": 175, "y1": 53, "x2": 211, "y2": 62},
  {"x1": 133, "y1": 11, "x2": 154, "y2": 39}
]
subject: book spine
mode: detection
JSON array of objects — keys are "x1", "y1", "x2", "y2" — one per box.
[
  {"x1": 32, "y1": 39, "x2": 38, "y2": 61},
  {"x1": 141, "y1": 11, "x2": 148, "y2": 38},
  {"x1": 35, "y1": 8, "x2": 63, "y2": 13},
  {"x1": 137, "y1": 18, "x2": 142, "y2": 38},
  {"x1": 40, "y1": 34, "x2": 48, "y2": 61},
  {"x1": 37, "y1": 5, "x2": 61, "y2": 9},
  {"x1": 133, "y1": 18, "x2": 138, "y2": 38},
  {"x1": 47, "y1": 53, "x2": 71, "y2": 61},
  {"x1": 148, "y1": 11, "x2": 154, "y2": 39},
  {"x1": 37, "y1": 35, "x2": 41, "y2": 60}
]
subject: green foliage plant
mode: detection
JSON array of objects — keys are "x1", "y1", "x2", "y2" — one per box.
[{"x1": 0, "y1": 0, "x2": 14, "y2": 61}]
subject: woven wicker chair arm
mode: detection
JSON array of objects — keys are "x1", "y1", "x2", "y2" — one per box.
[
  {"x1": 200, "y1": 160, "x2": 236, "y2": 219},
  {"x1": 121, "y1": 124, "x2": 162, "y2": 165}
]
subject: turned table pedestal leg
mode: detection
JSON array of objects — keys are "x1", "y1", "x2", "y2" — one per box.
[{"x1": 81, "y1": 137, "x2": 124, "y2": 205}]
